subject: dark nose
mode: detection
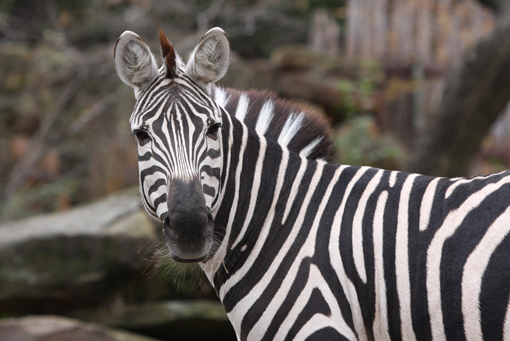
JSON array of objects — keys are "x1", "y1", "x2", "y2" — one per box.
[
  {"x1": 163, "y1": 178, "x2": 214, "y2": 259},
  {"x1": 163, "y1": 207, "x2": 212, "y2": 243}
]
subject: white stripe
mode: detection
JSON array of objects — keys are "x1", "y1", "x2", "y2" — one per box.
[
  {"x1": 419, "y1": 177, "x2": 441, "y2": 231},
  {"x1": 235, "y1": 93, "x2": 250, "y2": 121},
  {"x1": 282, "y1": 159, "x2": 308, "y2": 223},
  {"x1": 330, "y1": 166, "x2": 370, "y2": 341},
  {"x1": 255, "y1": 100, "x2": 274, "y2": 135},
  {"x1": 214, "y1": 87, "x2": 230, "y2": 107},
  {"x1": 353, "y1": 169, "x2": 384, "y2": 283},
  {"x1": 396, "y1": 174, "x2": 418, "y2": 341},
  {"x1": 231, "y1": 135, "x2": 267, "y2": 249},
  {"x1": 373, "y1": 190, "x2": 391, "y2": 341},
  {"x1": 278, "y1": 112, "x2": 304, "y2": 146},
  {"x1": 504, "y1": 297, "x2": 510, "y2": 340},
  {"x1": 300, "y1": 137, "x2": 323, "y2": 157},
  {"x1": 173, "y1": 108, "x2": 195, "y2": 180},
  {"x1": 462, "y1": 205, "x2": 510, "y2": 341},
  {"x1": 427, "y1": 176, "x2": 510, "y2": 341},
  {"x1": 389, "y1": 171, "x2": 398, "y2": 187}
]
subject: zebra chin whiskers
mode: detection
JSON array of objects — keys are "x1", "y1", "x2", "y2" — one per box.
[
  {"x1": 151, "y1": 242, "x2": 209, "y2": 292},
  {"x1": 134, "y1": 220, "x2": 172, "y2": 281},
  {"x1": 141, "y1": 236, "x2": 168, "y2": 279}
]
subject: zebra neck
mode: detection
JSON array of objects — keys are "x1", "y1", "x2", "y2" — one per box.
[{"x1": 204, "y1": 114, "x2": 321, "y2": 297}]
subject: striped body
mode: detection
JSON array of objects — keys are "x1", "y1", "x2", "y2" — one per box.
[
  {"x1": 205, "y1": 110, "x2": 510, "y2": 340},
  {"x1": 114, "y1": 28, "x2": 510, "y2": 340}
]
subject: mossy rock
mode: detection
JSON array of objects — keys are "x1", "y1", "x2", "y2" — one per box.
[{"x1": 0, "y1": 190, "x2": 160, "y2": 314}]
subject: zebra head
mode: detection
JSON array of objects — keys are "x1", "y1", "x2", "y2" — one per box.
[{"x1": 114, "y1": 28, "x2": 231, "y2": 262}]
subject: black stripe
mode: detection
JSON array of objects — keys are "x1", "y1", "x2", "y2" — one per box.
[
  {"x1": 140, "y1": 165, "x2": 167, "y2": 184},
  {"x1": 149, "y1": 178, "x2": 167, "y2": 196},
  {"x1": 153, "y1": 193, "x2": 167, "y2": 211},
  {"x1": 203, "y1": 184, "x2": 216, "y2": 197},
  {"x1": 138, "y1": 151, "x2": 152, "y2": 161},
  {"x1": 201, "y1": 165, "x2": 221, "y2": 179}
]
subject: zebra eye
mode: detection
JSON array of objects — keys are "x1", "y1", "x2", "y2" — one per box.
[
  {"x1": 132, "y1": 129, "x2": 151, "y2": 145},
  {"x1": 206, "y1": 123, "x2": 221, "y2": 137}
]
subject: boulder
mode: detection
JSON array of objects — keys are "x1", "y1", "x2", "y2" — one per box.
[
  {"x1": 70, "y1": 299, "x2": 237, "y2": 341},
  {"x1": 0, "y1": 315, "x2": 160, "y2": 341},
  {"x1": 0, "y1": 189, "x2": 160, "y2": 314}
]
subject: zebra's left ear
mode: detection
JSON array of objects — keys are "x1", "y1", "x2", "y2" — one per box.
[{"x1": 186, "y1": 27, "x2": 231, "y2": 92}]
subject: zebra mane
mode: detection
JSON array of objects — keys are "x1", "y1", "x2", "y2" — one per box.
[{"x1": 212, "y1": 86, "x2": 333, "y2": 161}]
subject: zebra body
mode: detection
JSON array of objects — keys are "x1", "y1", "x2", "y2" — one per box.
[
  {"x1": 206, "y1": 114, "x2": 510, "y2": 340},
  {"x1": 114, "y1": 28, "x2": 510, "y2": 340}
]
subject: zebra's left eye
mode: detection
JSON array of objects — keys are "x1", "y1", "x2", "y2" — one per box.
[{"x1": 206, "y1": 123, "x2": 221, "y2": 138}]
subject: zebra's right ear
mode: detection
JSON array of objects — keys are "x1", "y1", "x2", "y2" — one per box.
[
  {"x1": 186, "y1": 27, "x2": 231, "y2": 92},
  {"x1": 114, "y1": 31, "x2": 159, "y2": 94}
]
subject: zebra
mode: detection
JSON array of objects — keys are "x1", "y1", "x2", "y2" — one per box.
[{"x1": 114, "y1": 28, "x2": 510, "y2": 340}]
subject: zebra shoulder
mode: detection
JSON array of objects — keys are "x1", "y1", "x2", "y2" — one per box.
[{"x1": 213, "y1": 86, "x2": 333, "y2": 161}]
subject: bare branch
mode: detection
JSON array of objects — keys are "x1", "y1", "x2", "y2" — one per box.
[
  {"x1": 1, "y1": 62, "x2": 114, "y2": 204},
  {"x1": 197, "y1": 0, "x2": 227, "y2": 34}
]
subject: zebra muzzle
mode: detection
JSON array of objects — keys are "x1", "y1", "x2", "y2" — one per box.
[{"x1": 163, "y1": 178, "x2": 214, "y2": 262}]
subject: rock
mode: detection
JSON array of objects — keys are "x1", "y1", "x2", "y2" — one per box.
[
  {"x1": 0, "y1": 188, "x2": 160, "y2": 314},
  {"x1": 0, "y1": 315, "x2": 160, "y2": 341},
  {"x1": 70, "y1": 300, "x2": 236, "y2": 341}
]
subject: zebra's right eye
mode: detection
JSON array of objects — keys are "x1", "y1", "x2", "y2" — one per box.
[
  {"x1": 206, "y1": 123, "x2": 221, "y2": 138},
  {"x1": 132, "y1": 129, "x2": 151, "y2": 145}
]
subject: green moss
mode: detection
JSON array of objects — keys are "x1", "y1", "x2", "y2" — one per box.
[
  {"x1": 334, "y1": 115, "x2": 406, "y2": 170},
  {"x1": 0, "y1": 233, "x2": 148, "y2": 299}
]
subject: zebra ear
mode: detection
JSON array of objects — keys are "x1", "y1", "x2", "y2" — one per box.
[
  {"x1": 114, "y1": 31, "x2": 159, "y2": 93},
  {"x1": 186, "y1": 27, "x2": 231, "y2": 91}
]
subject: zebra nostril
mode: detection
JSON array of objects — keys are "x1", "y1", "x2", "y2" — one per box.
[{"x1": 163, "y1": 217, "x2": 178, "y2": 240}]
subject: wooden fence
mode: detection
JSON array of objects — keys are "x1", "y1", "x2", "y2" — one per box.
[
  {"x1": 346, "y1": 0, "x2": 494, "y2": 65},
  {"x1": 316, "y1": 0, "x2": 496, "y2": 149}
]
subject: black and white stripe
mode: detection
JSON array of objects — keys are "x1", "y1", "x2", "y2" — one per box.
[
  {"x1": 210, "y1": 138, "x2": 510, "y2": 339},
  {"x1": 115, "y1": 28, "x2": 510, "y2": 340}
]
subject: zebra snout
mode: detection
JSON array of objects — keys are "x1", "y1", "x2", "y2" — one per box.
[
  {"x1": 163, "y1": 178, "x2": 215, "y2": 262},
  {"x1": 162, "y1": 207, "x2": 214, "y2": 262},
  {"x1": 163, "y1": 209, "x2": 212, "y2": 241}
]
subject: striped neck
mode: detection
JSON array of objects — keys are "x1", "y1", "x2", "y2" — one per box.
[{"x1": 200, "y1": 110, "x2": 325, "y2": 297}]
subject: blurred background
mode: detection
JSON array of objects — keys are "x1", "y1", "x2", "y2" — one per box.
[{"x1": 0, "y1": 0, "x2": 509, "y2": 340}]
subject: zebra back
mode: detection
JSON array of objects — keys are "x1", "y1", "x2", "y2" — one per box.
[{"x1": 212, "y1": 87, "x2": 333, "y2": 161}]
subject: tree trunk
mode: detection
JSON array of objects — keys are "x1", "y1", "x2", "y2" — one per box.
[{"x1": 407, "y1": 19, "x2": 510, "y2": 177}]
